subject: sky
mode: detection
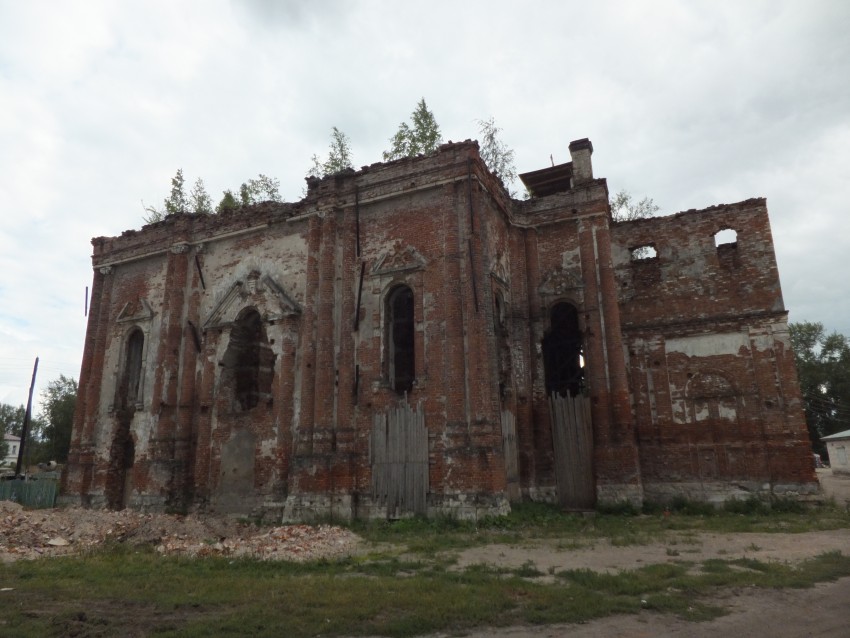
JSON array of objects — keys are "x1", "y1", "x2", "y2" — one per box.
[{"x1": 1, "y1": 0, "x2": 849, "y2": 411}]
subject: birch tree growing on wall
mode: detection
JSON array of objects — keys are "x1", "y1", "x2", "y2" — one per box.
[
  {"x1": 610, "y1": 190, "x2": 659, "y2": 222},
  {"x1": 307, "y1": 126, "x2": 354, "y2": 179},
  {"x1": 383, "y1": 98, "x2": 443, "y2": 161},
  {"x1": 477, "y1": 116, "x2": 517, "y2": 192}
]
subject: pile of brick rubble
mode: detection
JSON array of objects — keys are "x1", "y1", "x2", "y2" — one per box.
[{"x1": 0, "y1": 500, "x2": 360, "y2": 562}]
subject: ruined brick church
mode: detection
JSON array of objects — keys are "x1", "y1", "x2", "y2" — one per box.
[{"x1": 63, "y1": 137, "x2": 818, "y2": 518}]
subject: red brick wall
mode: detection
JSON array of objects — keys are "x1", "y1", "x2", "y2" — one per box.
[
  {"x1": 611, "y1": 200, "x2": 817, "y2": 501},
  {"x1": 63, "y1": 143, "x2": 817, "y2": 516}
]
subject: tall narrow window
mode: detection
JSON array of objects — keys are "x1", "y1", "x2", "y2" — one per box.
[
  {"x1": 224, "y1": 308, "x2": 275, "y2": 411},
  {"x1": 387, "y1": 285, "x2": 415, "y2": 394},
  {"x1": 542, "y1": 302, "x2": 584, "y2": 397},
  {"x1": 120, "y1": 328, "x2": 144, "y2": 409}
]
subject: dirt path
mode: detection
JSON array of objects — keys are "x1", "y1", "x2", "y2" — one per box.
[
  {"x1": 454, "y1": 471, "x2": 850, "y2": 576},
  {"x1": 427, "y1": 470, "x2": 850, "y2": 638},
  {"x1": 434, "y1": 576, "x2": 850, "y2": 637},
  {"x1": 455, "y1": 528, "x2": 850, "y2": 575},
  {"x1": 447, "y1": 527, "x2": 850, "y2": 638}
]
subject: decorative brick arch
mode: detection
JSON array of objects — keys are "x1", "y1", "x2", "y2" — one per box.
[{"x1": 685, "y1": 371, "x2": 739, "y2": 423}]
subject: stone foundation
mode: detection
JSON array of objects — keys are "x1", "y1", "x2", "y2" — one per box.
[
  {"x1": 274, "y1": 492, "x2": 511, "y2": 522},
  {"x1": 643, "y1": 480, "x2": 821, "y2": 505},
  {"x1": 596, "y1": 483, "x2": 645, "y2": 507}
]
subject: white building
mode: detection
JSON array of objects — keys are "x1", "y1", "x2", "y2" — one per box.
[
  {"x1": 822, "y1": 429, "x2": 850, "y2": 476},
  {"x1": 2, "y1": 434, "x2": 21, "y2": 470}
]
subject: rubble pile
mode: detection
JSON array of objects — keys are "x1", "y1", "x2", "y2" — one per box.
[
  {"x1": 0, "y1": 500, "x2": 360, "y2": 563},
  {"x1": 155, "y1": 524, "x2": 359, "y2": 561}
]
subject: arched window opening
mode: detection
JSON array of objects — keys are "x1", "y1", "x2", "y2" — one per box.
[
  {"x1": 714, "y1": 228, "x2": 739, "y2": 268},
  {"x1": 119, "y1": 328, "x2": 144, "y2": 410},
  {"x1": 714, "y1": 228, "x2": 737, "y2": 248},
  {"x1": 630, "y1": 245, "x2": 657, "y2": 261},
  {"x1": 223, "y1": 308, "x2": 276, "y2": 411},
  {"x1": 542, "y1": 302, "x2": 584, "y2": 397},
  {"x1": 387, "y1": 285, "x2": 415, "y2": 394}
]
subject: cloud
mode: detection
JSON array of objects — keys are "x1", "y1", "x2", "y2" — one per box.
[{"x1": 1, "y1": 0, "x2": 849, "y2": 408}]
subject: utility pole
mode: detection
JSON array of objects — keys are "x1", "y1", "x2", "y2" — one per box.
[{"x1": 15, "y1": 357, "x2": 39, "y2": 477}]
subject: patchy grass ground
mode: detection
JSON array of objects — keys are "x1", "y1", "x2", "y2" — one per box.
[
  {"x1": 3, "y1": 545, "x2": 850, "y2": 637},
  {"x1": 3, "y1": 501, "x2": 850, "y2": 637}
]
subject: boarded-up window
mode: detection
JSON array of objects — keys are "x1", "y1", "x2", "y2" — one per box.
[{"x1": 387, "y1": 285, "x2": 415, "y2": 394}]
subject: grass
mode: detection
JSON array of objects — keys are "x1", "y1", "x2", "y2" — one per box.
[
  {"x1": 351, "y1": 499, "x2": 850, "y2": 556},
  {"x1": 3, "y1": 501, "x2": 850, "y2": 637},
  {"x1": 4, "y1": 547, "x2": 850, "y2": 637}
]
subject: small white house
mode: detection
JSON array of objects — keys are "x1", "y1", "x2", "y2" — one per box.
[
  {"x1": 2, "y1": 434, "x2": 21, "y2": 470},
  {"x1": 822, "y1": 429, "x2": 850, "y2": 476}
]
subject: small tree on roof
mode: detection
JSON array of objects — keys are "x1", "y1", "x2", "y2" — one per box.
[
  {"x1": 610, "y1": 190, "x2": 659, "y2": 222},
  {"x1": 477, "y1": 116, "x2": 517, "y2": 192},
  {"x1": 383, "y1": 98, "x2": 443, "y2": 161}
]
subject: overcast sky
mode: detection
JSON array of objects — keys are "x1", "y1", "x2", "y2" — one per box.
[{"x1": 1, "y1": 0, "x2": 849, "y2": 411}]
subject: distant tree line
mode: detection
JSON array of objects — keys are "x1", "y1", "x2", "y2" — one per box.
[
  {"x1": 789, "y1": 322, "x2": 850, "y2": 455},
  {"x1": 0, "y1": 375, "x2": 77, "y2": 470}
]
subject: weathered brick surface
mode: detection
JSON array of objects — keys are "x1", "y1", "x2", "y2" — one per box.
[
  {"x1": 63, "y1": 139, "x2": 818, "y2": 519},
  {"x1": 611, "y1": 201, "x2": 817, "y2": 502}
]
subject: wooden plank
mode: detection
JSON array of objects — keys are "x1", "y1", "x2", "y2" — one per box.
[
  {"x1": 370, "y1": 399, "x2": 429, "y2": 518},
  {"x1": 501, "y1": 410, "x2": 520, "y2": 502},
  {"x1": 550, "y1": 393, "x2": 595, "y2": 510}
]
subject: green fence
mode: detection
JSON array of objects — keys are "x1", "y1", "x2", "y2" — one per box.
[{"x1": 0, "y1": 478, "x2": 58, "y2": 509}]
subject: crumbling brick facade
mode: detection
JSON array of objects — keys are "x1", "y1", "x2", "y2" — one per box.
[{"x1": 63, "y1": 137, "x2": 818, "y2": 519}]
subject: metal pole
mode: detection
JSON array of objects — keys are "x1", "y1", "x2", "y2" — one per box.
[{"x1": 15, "y1": 357, "x2": 39, "y2": 477}]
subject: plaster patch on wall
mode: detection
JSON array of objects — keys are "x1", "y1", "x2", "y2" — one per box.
[
  {"x1": 693, "y1": 403, "x2": 710, "y2": 422},
  {"x1": 130, "y1": 414, "x2": 152, "y2": 457},
  {"x1": 718, "y1": 402, "x2": 737, "y2": 420},
  {"x1": 748, "y1": 332, "x2": 773, "y2": 352},
  {"x1": 666, "y1": 332, "x2": 748, "y2": 358},
  {"x1": 561, "y1": 247, "x2": 582, "y2": 271},
  {"x1": 671, "y1": 398, "x2": 688, "y2": 424},
  {"x1": 771, "y1": 322, "x2": 792, "y2": 347}
]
